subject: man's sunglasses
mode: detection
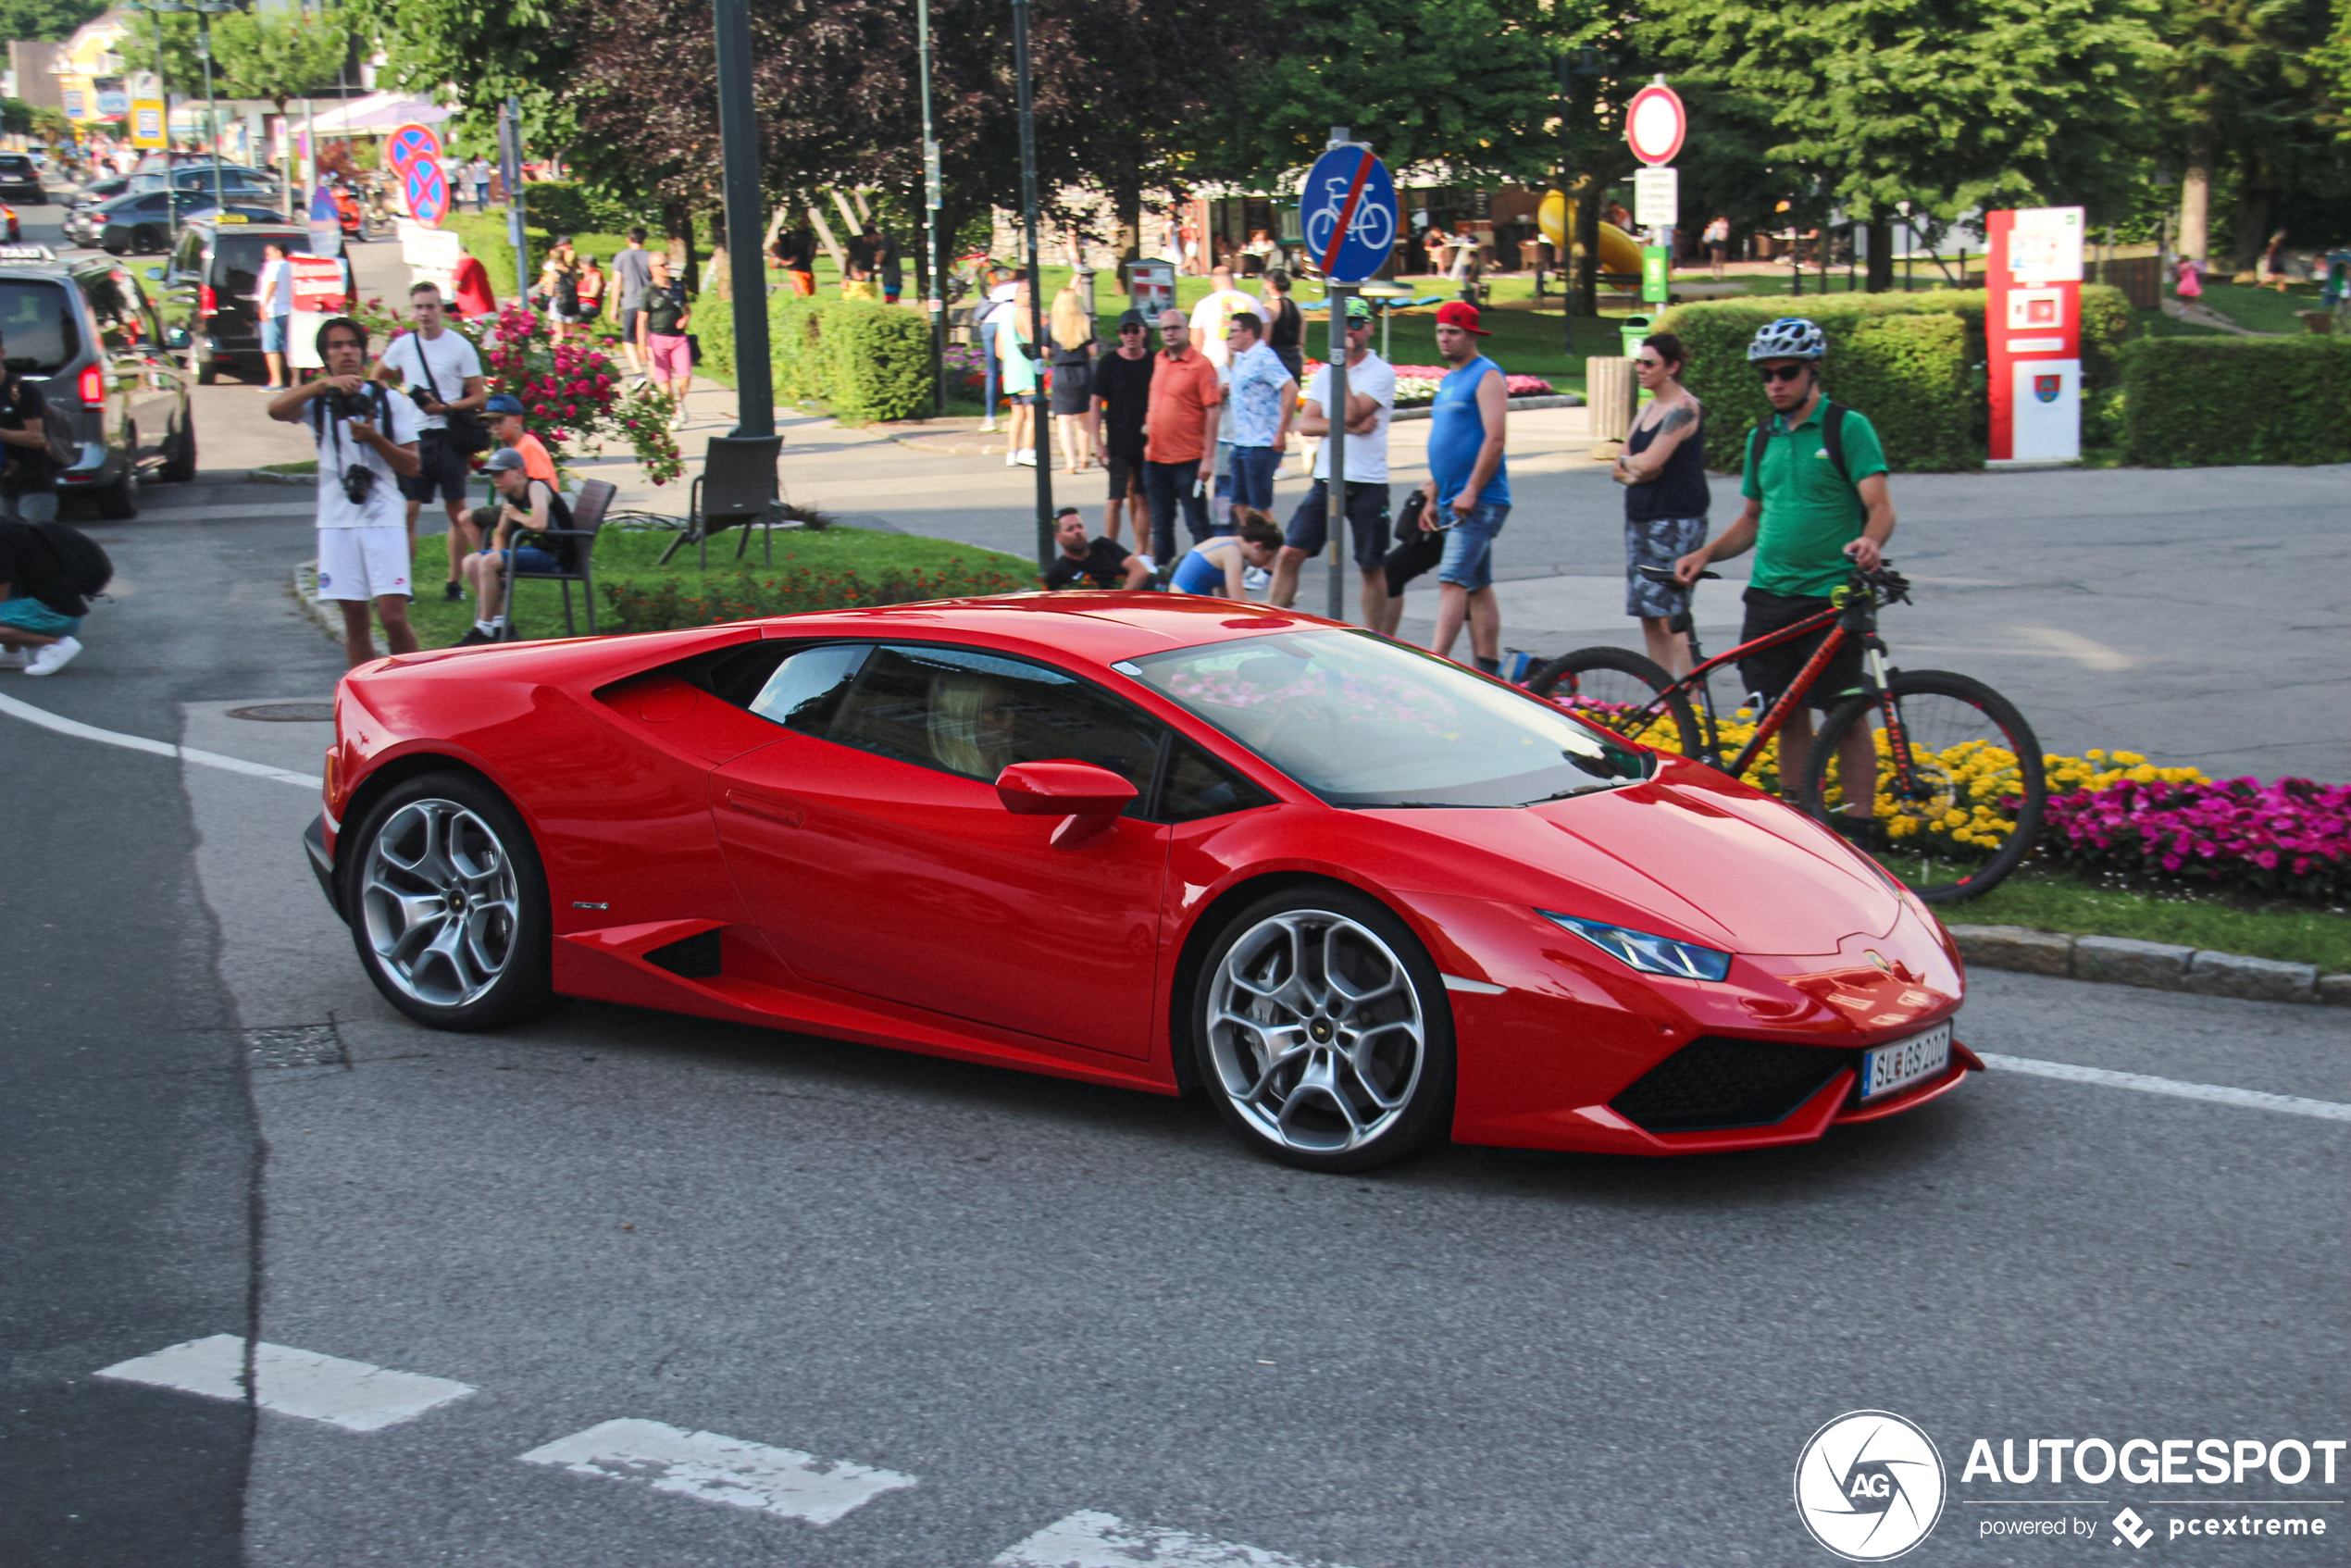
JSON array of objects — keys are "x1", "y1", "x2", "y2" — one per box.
[
  {"x1": 1756, "y1": 364, "x2": 1810, "y2": 384},
  {"x1": 1119, "y1": 325, "x2": 1145, "y2": 332}
]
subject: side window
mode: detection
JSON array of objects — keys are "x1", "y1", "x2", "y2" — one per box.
[
  {"x1": 746, "y1": 642, "x2": 869, "y2": 735},
  {"x1": 831, "y1": 643, "x2": 1163, "y2": 793},
  {"x1": 1160, "y1": 737, "x2": 1275, "y2": 822},
  {"x1": 77, "y1": 269, "x2": 138, "y2": 352},
  {"x1": 168, "y1": 229, "x2": 202, "y2": 281}
]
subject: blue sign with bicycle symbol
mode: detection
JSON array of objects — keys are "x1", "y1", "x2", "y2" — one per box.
[{"x1": 1300, "y1": 145, "x2": 1397, "y2": 283}]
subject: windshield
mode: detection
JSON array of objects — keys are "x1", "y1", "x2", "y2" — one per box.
[
  {"x1": 0, "y1": 280, "x2": 80, "y2": 375},
  {"x1": 1119, "y1": 629, "x2": 1651, "y2": 808}
]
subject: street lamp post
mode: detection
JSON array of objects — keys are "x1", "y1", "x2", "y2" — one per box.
[
  {"x1": 710, "y1": 0, "x2": 772, "y2": 441},
  {"x1": 1012, "y1": 0, "x2": 1051, "y2": 571},
  {"x1": 917, "y1": 0, "x2": 943, "y2": 416},
  {"x1": 138, "y1": 0, "x2": 230, "y2": 230}
]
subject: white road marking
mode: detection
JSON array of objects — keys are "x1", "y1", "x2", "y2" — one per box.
[
  {"x1": 1981, "y1": 1053, "x2": 2351, "y2": 1123},
  {"x1": 2008, "y1": 625, "x2": 2136, "y2": 671},
  {"x1": 94, "y1": 1334, "x2": 476, "y2": 1431},
  {"x1": 0, "y1": 692, "x2": 322, "y2": 788},
  {"x1": 517, "y1": 1417, "x2": 915, "y2": 1524},
  {"x1": 994, "y1": 1510, "x2": 1356, "y2": 1568}
]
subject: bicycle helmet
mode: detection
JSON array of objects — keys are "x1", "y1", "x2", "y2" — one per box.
[{"x1": 1747, "y1": 317, "x2": 1827, "y2": 362}]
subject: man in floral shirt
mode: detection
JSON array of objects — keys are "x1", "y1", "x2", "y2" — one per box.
[{"x1": 1221, "y1": 312, "x2": 1294, "y2": 520}]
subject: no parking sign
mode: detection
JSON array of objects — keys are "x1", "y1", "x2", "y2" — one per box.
[
  {"x1": 386, "y1": 122, "x2": 442, "y2": 177},
  {"x1": 404, "y1": 156, "x2": 451, "y2": 229}
]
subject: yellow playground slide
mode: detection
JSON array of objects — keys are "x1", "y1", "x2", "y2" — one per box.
[{"x1": 1537, "y1": 191, "x2": 1645, "y2": 274}]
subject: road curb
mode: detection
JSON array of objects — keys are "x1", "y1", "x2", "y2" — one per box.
[
  {"x1": 1947, "y1": 923, "x2": 2345, "y2": 1006},
  {"x1": 289, "y1": 560, "x2": 353, "y2": 649}
]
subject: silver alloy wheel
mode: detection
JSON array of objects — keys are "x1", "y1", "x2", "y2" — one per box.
[
  {"x1": 359, "y1": 797, "x2": 521, "y2": 1008},
  {"x1": 1206, "y1": 909, "x2": 1427, "y2": 1155}
]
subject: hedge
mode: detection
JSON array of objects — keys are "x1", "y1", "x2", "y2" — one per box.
[
  {"x1": 2117, "y1": 337, "x2": 2351, "y2": 467},
  {"x1": 697, "y1": 292, "x2": 935, "y2": 424},
  {"x1": 1657, "y1": 285, "x2": 2132, "y2": 472},
  {"x1": 445, "y1": 216, "x2": 640, "y2": 305}
]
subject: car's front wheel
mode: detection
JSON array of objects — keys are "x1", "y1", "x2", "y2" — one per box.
[
  {"x1": 345, "y1": 771, "x2": 559, "y2": 1030},
  {"x1": 1193, "y1": 885, "x2": 1455, "y2": 1173}
]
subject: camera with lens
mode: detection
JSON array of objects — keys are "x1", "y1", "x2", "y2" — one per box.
[
  {"x1": 323, "y1": 385, "x2": 377, "y2": 423},
  {"x1": 340, "y1": 463, "x2": 377, "y2": 505}
]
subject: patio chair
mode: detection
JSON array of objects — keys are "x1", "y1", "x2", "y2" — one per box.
[
  {"x1": 655, "y1": 434, "x2": 787, "y2": 568},
  {"x1": 502, "y1": 478, "x2": 616, "y2": 639}
]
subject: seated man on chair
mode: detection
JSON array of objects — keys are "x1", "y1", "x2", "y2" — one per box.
[{"x1": 457, "y1": 447, "x2": 573, "y2": 644}]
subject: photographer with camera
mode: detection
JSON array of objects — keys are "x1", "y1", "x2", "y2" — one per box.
[
  {"x1": 375, "y1": 281, "x2": 489, "y2": 603},
  {"x1": 269, "y1": 317, "x2": 425, "y2": 668}
]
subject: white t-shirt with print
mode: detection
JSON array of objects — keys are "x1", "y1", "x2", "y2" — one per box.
[
  {"x1": 1189, "y1": 288, "x2": 1258, "y2": 368},
  {"x1": 312, "y1": 385, "x2": 422, "y2": 529},
  {"x1": 377, "y1": 328, "x2": 482, "y2": 431},
  {"x1": 1305, "y1": 351, "x2": 1397, "y2": 482}
]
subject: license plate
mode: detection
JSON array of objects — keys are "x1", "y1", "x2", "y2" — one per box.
[{"x1": 1860, "y1": 1022, "x2": 1952, "y2": 1101}]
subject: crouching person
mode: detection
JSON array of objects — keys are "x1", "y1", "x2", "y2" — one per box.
[
  {"x1": 0, "y1": 518, "x2": 110, "y2": 675},
  {"x1": 457, "y1": 447, "x2": 574, "y2": 644}
]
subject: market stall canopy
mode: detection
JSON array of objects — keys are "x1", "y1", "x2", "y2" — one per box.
[{"x1": 303, "y1": 93, "x2": 450, "y2": 134}]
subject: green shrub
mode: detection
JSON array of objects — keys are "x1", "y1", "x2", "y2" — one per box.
[
  {"x1": 1659, "y1": 285, "x2": 2132, "y2": 472},
  {"x1": 444, "y1": 216, "x2": 646, "y2": 311},
  {"x1": 601, "y1": 559, "x2": 1035, "y2": 633},
  {"x1": 697, "y1": 292, "x2": 936, "y2": 424},
  {"x1": 510, "y1": 181, "x2": 647, "y2": 238},
  {"x1": 2117, "y1": 337, "x2": 2351, "y2": 467}
]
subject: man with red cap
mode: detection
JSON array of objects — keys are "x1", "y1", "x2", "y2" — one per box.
[{"x1": 1416, "y1": 301, "x2": 1510, "y2": 672}]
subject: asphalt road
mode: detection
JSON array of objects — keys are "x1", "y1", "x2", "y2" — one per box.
[{"x1": 3, "y1": 479, "x2": 2346, "y2": 1567}]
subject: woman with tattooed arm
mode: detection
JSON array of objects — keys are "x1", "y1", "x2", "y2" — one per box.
[{"x1": 1611, "y1": 332, "x2": 1708, "y2": 677}]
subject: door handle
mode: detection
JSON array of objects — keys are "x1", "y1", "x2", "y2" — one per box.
[{"x1": 724, "y1": 789, "x2": 802, "y2": 828}]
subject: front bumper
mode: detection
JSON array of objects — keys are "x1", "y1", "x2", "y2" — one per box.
[{"x1": 305, "y1": 813, "x2": 344, "y2": 921}]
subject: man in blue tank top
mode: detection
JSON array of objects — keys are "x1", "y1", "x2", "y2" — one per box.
[{"x1": 1415, "y1": 301, "x2": 1510, "y2": 673}]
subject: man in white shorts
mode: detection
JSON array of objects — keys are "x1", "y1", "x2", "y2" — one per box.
[{"x1": 269, "y1": 316, "x2": 424, "y2": 666}]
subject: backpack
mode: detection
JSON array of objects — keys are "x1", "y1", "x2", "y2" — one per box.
[
  {"x1": 1748, "y1": 399, "x2": 1857, "y2": 492},
  {"x1": 23, "y1": 520, "x2": 112, "y2": 616}
]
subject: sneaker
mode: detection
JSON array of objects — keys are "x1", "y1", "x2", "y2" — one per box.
[
  {"x1": 443, "y1": 580, "x2": 465, "y2": 602},
  {"x1": 1243, "y1": 566, "x2": 1271, "y2": 591},
  {"x1": 24, "y1": 636, "x2": 81, "y2": 676},
  {"x1": 1014, "y1": 449, "x2": 1038, "y2": 467},
  {"x1": 669, "y1": 409, "x2": 690, "y2": 430},
  {"x1": 454, "y1": 626, "x2": 493, "y2": 646}
]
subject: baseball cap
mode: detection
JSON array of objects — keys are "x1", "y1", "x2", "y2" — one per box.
[
  {"x1": 1435, "y1": 301, "x2": 1489, "y2": 335},
  {"x1": 483, "y1": 392, "x2": 525, "y2": 417},
  {"x1": 483, "y1": 446, "x2": 527, "y2": 472},
  {"x1": 1344, "y1": 297, "x2": 1374, "y2": 323},
  {"x1": 1116, "y1": 308, "x2": 1147, "y2": 330}
]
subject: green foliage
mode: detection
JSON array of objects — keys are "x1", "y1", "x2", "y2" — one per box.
[
  {"x1": 2117, "y1": 335, "x2": 2351, "y2": 465},
  {"x1": 0, "y1": 97, "x2": 31, "y2": 137},
  {"x1": 697, "y1": 294, "x2": 936, "y2": 425},
  {"x1": 1661, "y1": 285, "x2": 2134, "y2": 470},
  {"x1": 0, "y1": 0, "x2": 104, "y2": 43},
  {"x1": 1640, "y1": 0, "x2": 2168, "y2": 227},
  {"x1": 211, "y1": 6, "x2": 348, "y2": 108},
  {"x1": 447, "y1": 214, "x2": 636, "y2": 302},
  {"x1": 513, "y1": 180, "x2": 646, "y2": 239},
  {"x1": 119, "y1": 10, "x2": 205, "y2": 94},
  {"x1": 602, "y1": 559, "x2": 1036, "y2": 634}
]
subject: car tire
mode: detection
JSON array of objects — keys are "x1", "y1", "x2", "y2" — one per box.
[
  {"x1": 1192, "y1": 884, "x2": 1455, "y2": 1173},
  {"x1": 93, "y1": 442, "x2": 139, "y2": 519},
  {"x1": 344, "y1": 772, "x2": 560, "y2": 1031},
  {"x1": 159, "y1": 418, "x2": 196, "y2": 482},
  {"x1": 132, "y1": 224, "x2": 162, "y2": 254}
]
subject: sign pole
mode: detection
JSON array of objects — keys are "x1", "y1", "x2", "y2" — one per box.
[
  {"x1": 1014, "y1": 0, "x2": 1053, "y2": 573},
  {"x1": 1301, "y1": 131, "x2": 1394, "y2": 625},
  {"x1": 917, "y1": 0, "x2": 943, "y2": 416},
  {"x1": 1325, "y1": 281, "x2": 1350, "y2": 623},
  {"x1": 498, "y1": 98, "x2": 528, "y2": 317},
  {"x1": 711, "y1": 0, "x2": 773, "y2": 440}
]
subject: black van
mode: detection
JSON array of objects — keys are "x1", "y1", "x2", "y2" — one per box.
[
  {"x1": 0, "y1": 243, "x2": 196, "y2": 517},
  {"x1": 0, "y1": 152, "x2": 46, "y2": 205},
  {"x1": 155, "y1": 215, "x2": 321, "y2": 385}
]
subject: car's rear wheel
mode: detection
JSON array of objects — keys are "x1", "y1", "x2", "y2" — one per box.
[
  {"x1": 1194, "y1": 885, "x2": 1454, "y2": 1173},
  {"x1": 131, "y1": 223, "x2": 162, "y2": 254},
  {"x1": 345, "y1": 771, "x2": 558, "y2": 1030}
]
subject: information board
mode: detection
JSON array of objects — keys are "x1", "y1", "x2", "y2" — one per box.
[{"x1": 1986, "y1": 206, "x2": 2084, "y2": 463}]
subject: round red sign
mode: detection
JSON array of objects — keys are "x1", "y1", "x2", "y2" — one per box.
[{"x1": 1624, "y1": 82, "x2": 1686, "y2": 167}]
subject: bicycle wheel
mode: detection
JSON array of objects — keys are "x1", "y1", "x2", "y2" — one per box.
[
  {"x1": 1805, "y1": 669, "x2": 2046, "y2": 903},
  {"x1": 1526, "y1": 646, "x2": 1702, "y2": 759}
]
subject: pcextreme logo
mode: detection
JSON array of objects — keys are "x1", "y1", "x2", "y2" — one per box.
[{"x1": 1795, "y1": 1410, "x2": 1948, "y2": 1562}]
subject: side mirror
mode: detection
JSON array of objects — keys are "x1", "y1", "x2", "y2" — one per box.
[
  {"x1": 163, "y1": 326, "x2": 191, "y2": 350},
  {"x1": 994, "y1": 760, "x2": 1138, "y2": 848},
  {"x1": 144, "y1": 266, "x2": 163, "y2": 280}
]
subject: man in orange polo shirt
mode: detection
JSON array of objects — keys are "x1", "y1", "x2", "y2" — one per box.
[{"x1": 1139, "y1": 307, "x2": 1220, "y2": 571}]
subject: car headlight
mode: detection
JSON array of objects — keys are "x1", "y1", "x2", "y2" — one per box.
[{"x1": 1539, "y1": 911, "x2": 1733, "y2": 981}]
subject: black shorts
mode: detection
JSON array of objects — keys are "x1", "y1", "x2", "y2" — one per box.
[
  {"x1": 617, "y1": 305, "x2": 645, "y2": 342},
  {"x1": 1383, "y1": 527, "x2": 1444, "y2": 596},
  {"x1": 396, "y1": 429, "x2": 470, "y2": 506},
  {"x1": 1285, "y1": 480, "x2": 1390, "y2": 567},
  {"x1": 1105, "y1": 445, "x2": 1145, "y2": 501},
  {"x1": 1049, "y1": 360, "x2": 1092, "y2": 417},
  {"x1": 1737, "y1": 587, "x2": 1865, "y2": 708}
]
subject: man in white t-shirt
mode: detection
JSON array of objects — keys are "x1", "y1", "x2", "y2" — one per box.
[
  {"x1": 374, "y1": 280, "x2": 487, "y2": 603},
  {"x1": 1271, "y1": 297, "x2": 1396, "y2": 625},
  {"x1": 268, "y1": 316, "x2": 424, "y2": 667},
  {"x1": 1188, "y1": 265, "x2": 1256, "y2": 369}
]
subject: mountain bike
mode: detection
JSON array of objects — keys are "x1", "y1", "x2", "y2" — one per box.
[{"x1": 1526, "y1": 564, "x2": 2046, "y2": 903}]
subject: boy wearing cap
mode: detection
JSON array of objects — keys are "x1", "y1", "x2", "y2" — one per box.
[
  {"x1": 460, "y1": 392, "x2": 557, "y2": 547},
  {"x1": 1092, "y1": 308, "x2": 1155, "y2": 543},
  {"x1": 1418, "y1": 301, "x2": 1510, "y2": 673},
  {"x1": 456, "y1": 446, "x2": 575, "y2": 644},
  {"x1": 1272, "y1": 295, "x2": 1394, "y2": 624}
]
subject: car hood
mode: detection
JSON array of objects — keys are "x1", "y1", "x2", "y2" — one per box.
[{"x1": 1365, "y1": 764, "x2": 1904, "y2": 957}]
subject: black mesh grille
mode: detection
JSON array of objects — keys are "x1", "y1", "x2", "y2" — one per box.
[{"x1": 1611, "y1": 1036, "x2": 1855, "y2": 1133}]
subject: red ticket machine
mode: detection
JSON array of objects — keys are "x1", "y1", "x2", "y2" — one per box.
[{"x1": 1986, "y1": 206, "x2": 2084, "y2": 463}]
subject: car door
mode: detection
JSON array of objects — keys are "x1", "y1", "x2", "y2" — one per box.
[
  {"x1": 122, "y1": 269, "x2": 189, "y2": 449},
  {"x1": 76, "y1": 268, "x2": 161, "y2": 464},
  {"x1": 710, "y1": 641, "x2": 1172, "y2": 1058}
]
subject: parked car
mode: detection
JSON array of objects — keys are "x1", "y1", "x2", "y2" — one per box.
[
  {"x1": 0, "y1": 151, "x2": 46, "y2": 205},
  {"x1": 0, "y1": 243, "x2": 196, "y2": 516},
  {"x1": 69, "y1": 176, "x2": 131, "y2": 212},
  {"x1": 154, "y1": 215, "x2": 326, "y2": 385}
]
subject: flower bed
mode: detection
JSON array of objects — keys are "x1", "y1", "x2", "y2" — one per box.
[{"x1": 1298, "y1": 361, "x2": 1553, "y2": 407}]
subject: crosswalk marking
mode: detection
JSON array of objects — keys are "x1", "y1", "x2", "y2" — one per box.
[
  {"x1": 993, "y1": 1510, "x2": 1356, "y2": 1568},
  {"x1": 517, "y1": 1417, "x2": 916, "y2": 1524},
  {"x1": 93, "y1": 1334, "x2": 476, "y2": 1431}
]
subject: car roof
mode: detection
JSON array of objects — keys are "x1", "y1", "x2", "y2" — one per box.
[
  {"x1": 758, "y1": 592, "x2": 1337, "y2": 667},
  {"x1": 0, "y1": 244, "x2": 76, "y2": 277},
  {"x1": 183, "y1": 216, "x2": 309, "y2": 238}
]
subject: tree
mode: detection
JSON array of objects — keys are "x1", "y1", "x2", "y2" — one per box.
[
  {"x1": 1642, "y1": 0, "x2": 2167, "y2": 290},
  {"x1": 212, "y1": 6, "x2": 351, "y2": 215},
  {"x1": 0, "y1": 0, "x2": 105, "y2": 44},
  {"x1": 0, "y1": 97, "x2": 32, "y2": 137},
  {"x1": 2172, "y1": 0, "x2": 2333, "y2": 267},
  {"x1": 120, "y1": 10, "x2": 207, "y2": 98}
]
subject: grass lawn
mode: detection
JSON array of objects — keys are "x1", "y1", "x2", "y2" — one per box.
[
  {"x1": 1949, "y1": 867, "x2": 2351, "y2": 974},
  {"x1": 404, "y1": 522, "x2": 1034, "y2": 649},
  {"x1": 2189, "y1": 280, "x2": 2324, "y2": 334}
]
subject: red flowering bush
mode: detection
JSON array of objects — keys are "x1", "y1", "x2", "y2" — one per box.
[
  {"x1": 478, "y1": 305, "x2": 684, "y2": 484},
  {"x1": 1301, "y1": 360, "x2": 1555, "y2": 407},
  {"x1": 2042, "y1": 776, "x2": 2351, "y2": 902}
]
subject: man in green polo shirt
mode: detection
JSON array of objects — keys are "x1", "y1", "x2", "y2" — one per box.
[{"x1": 1674, "y1": 317, "x2": 1897, "y2": 830}]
